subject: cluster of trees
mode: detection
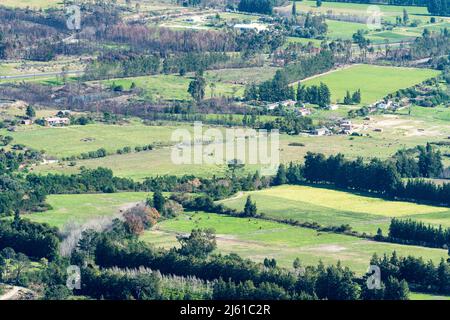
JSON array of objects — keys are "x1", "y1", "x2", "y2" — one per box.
[
  {"x1": 283, "y1": 50, "x2": 335, "y2": 83},
  {"x1": 26, "y1": 167, "x2": 138, "y2": 194},
  {"x1": 259, "y1": 114, "x2": 314, "y2": 134},
  {"x1": 388, "y1": 218, "x2": 450, "y2": 248},
  {"x1": 238, "y1": 0, "x2": 273, "y2": 14},
  {"x1": 84, "y1": 52, "x2": 160, "y2": 80},
  {"x1": 80, "y1": 267, "x2": 161, "y2": 300},
  {"x1": 246, "y1": 51, "x2": 335, "y2": 103},
  {"x1": 395, "y1": 178, "x2": 450, "y2": 206},
  {"x1": 0, "y1": 247, "x2": 33, "y2": 286},
  {"x1": 371, "y1": 252, "x2": 450, "y2": 295},
  {"x1": 0, "y1": 215, "x2": 59, "y2": 260},
  {"x1": 393, "y1": 144, "x2": 443, "y2": 178},
  {"x1": 254, "y1": 70, "x2": 295, "y2": 102},
  {"x1": 163, "y1": 52, "x2": 229, "y2": 75},
  {"x1": 287, "y1": 13, "x2": 328, "y2": 39},
  {"x1": 0, "y1": 150, "x2": 47, "y2": 216},
  {"x1": 274, "y1": 151, "x2": 449, "y2": 205},
  {"x1": 428, "y1": 0, "x2": 450, "y2": 16},
  {"x1": 343, "y1": 89, "x2": 361, "y2": 105},
  {"x1": 302, "y1": 152, "x2": 401, "y2": 194},
  {"x1": 296, "y1": 82, "x2": 331, "y2": 108},
  {"x1": 409, "y1": 28, "x2": 450, "y2": 60}
]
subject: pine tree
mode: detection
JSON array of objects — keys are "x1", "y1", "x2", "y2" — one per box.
[
  {"x1": 344, "y1": 90, "x2": 352, "y2": 104},
  {"x1": 274, "y1": 164, "x2": 287, "y2": 185},
  {"x1": 26, "y1": 105, "x2": 36, "y2": 119},
  {"x1": 153, "y1": 191, "x2": 165, "y2": 213},
  {"x1": 403, "y1": 9, "x2": 409, "y2": 25},
  {"x1": 351, "y1": 89, "x2": 361, "y2": 104},
  {"x1": 243, "y1": 196, "x2": 257, "y2": 217}
]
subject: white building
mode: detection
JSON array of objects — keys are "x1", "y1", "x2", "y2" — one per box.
[
  {"x1": 233, "y1": 23, "x2": 268, "y2": 32},
  {"x1": 45, "y1": 117, "x2": 70, "y2": 126}
]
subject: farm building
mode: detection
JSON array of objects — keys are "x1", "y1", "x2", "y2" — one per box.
[
  {"x1": 266, "y1": 100, "x2": 297, "y2": 110},
  {"x1": 339, "y1": 120, "x2": 353, "y2": 134},
  {"x1": 233, "y1": 23, "x2": 268, "y2": 32},
  {"x1": 21, "y1": 119, "x2": 33, "y2": 125},
  {"x1": 312, "y1": 127, "x2": 331, "y2": 136},
  {"x1": 295, "y1": 107, "x2": 312, "y2": 117},
  {"x1": 329, "y1": 104, "x2": 339, "y2": 110},
  {"x1": 45, "y1": 117, "x2": 70, "y2": 126}
]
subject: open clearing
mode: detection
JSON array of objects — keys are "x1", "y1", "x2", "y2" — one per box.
[
  {"x1": 301, "y1": 64, "x2": 440, "y2": 105},
  {"x1": 220, "y1": 185, "x2": 450, "y2": 234},
  {"x1": 24, "y1": 192, "x2": 149, "y2": 229},
  {"x1": 0, "y1": 0, "x2": 61, "y2": 9},
  {"x1": 99, "y1": 74, "x2": 245, "y2": 101},
  {"x1": 142, "y1": 212, "x2": 447, "y2": 274},
  {"x1": 32, "y1": 105, "x2": 450, "y2": 179},
  {"x1": 0, "y1": 122, "x2": 188, "y2": 158}
]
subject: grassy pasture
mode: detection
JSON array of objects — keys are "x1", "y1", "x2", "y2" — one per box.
[
  {"x1": 142, "y1": 211, "x2": 447, "y2": 274},
  {"x1": 220, "y1": 185, "x2": 450, "y2": 234},
  {"x1": 24, "y1": 192, "x2": 149, "y2": 229},
  {"x1": 0, "y1": 122, "x2": 190, "y2": 158},
  {"x1": 99, "y1": 74, "x2": 245, "y2": 101},
  {"x1": 301, "y1": 64, "x2": 439, "y2": 105},
  {"x1": 205, "y1": 66, "x2": 280, "y2": 85},
  {"x1": 278, "y1": 1, "x2": 431, "y2": 22},
  {"x1": 0, "y1": 0, "x2": 61, "y2": 9},
  {"x1": 32, "y1": 105, "x2": 450, "y2": 179}
]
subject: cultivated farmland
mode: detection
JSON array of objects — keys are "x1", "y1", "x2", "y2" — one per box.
[
  {"x1": 142, "y1": 211, "x2": 448, "y2": 274},
  {"x1": 220, "y1": 185, "x2": 450, "y2": 234},
  {"x1": 301, "y1": 64, "x2": 440, "y2": 105}
]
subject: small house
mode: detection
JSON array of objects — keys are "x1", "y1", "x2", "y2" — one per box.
[
  {"x1": 296, "y1": 107, "x2": 312, "y2": 117},
  {"x1": 45, "y1": 117, "x2": 70, "y2": 126},
  {"x1": 313, "y1": 127, "x2": 330, "y2": 136},
  {"x1": 329, "y1": 104, "x2": 339, "y2": 110},
  {"x1": 233, "y1": 23, "x2": 267, "y2": 33},
  {"x1": 21, "y1": 119, "x2": 33, "y2": 126},
  {"x1": 340, "y1": 120, "x2": 353, "y2": 134}
]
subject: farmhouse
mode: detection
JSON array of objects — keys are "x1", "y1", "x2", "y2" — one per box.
[
  {"x1": 329, "y1": 104, "x2": 339, "y2": 110},
  {"x1": 21, "y1": 119, "x2": 33, "y2": 125},
  {"x1": 339, "y1": 120, "x2": 353, "y2": 134},
  {"x1": 295, "y1": 107, "x2": 312, "y2": 117},
  {"x1": 266, "y1": 99, "x2": 297, "y2": 110},
  {"x1": 45, "y1": 117, "x2": 70, "y2": 126},
  {"x1": 233, "y1": 23, "x2": 268, "y2": 32},
  {"x1": 312, "y1": 127, "x2": 331, "y2": 136}
]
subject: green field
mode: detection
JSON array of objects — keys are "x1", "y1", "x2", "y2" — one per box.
[
  {"x1": 99, "y1": 74, "x2": 245, "y2": 101},
  {"x1": 142, "y1": 211, "x2": 447, "y2": 274},
  {"x1": 0, "y1": 122, "x2": 187, "y2": 158},
  {"x1": 25, "y1": 192, "x2": 149, "y2": 229},
  {"x1": 301, "y1": 64, "x2": 440, "y2": 105},
  {"x1": 1, "y1": 0, "x2": 61, "y2": 9},
  {"x1": 220, "y1": 185, "x2": 450, "y2": 234},
  {"x1": 205, "y1": 66, "x2": 280, "y2": 85},
  {"x1": 278, "y1": 1, "x2": 431, "y2": 23},
  {"x1": 410, "y1": 292, "x2": 450, "y2": 300},
  {"x1": 32, "y1": 105, "x2": 450, "y2": 179}
]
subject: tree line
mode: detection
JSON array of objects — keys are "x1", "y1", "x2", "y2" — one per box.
[
  {"x1": 388, "y1": 218, "x2": 450, "y2": 248},
  {"x1": 245, "y1": 51, "x2": 335, "y2": 102},
  {"x1": 274, "y1": 150, "x2": 449, "y2": 206}
]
